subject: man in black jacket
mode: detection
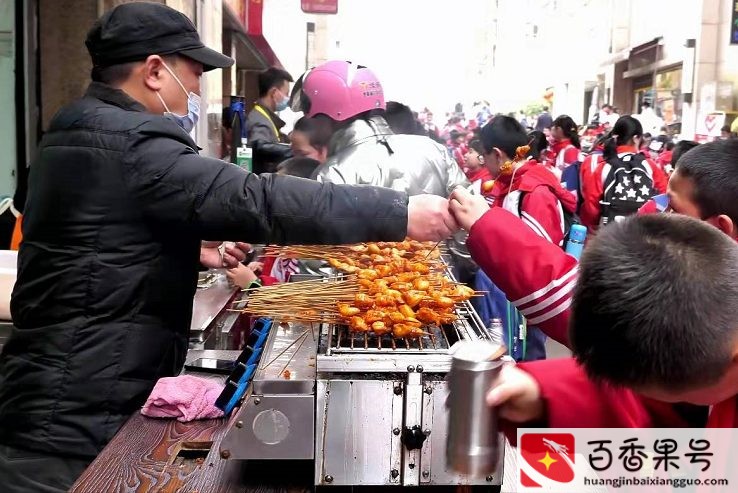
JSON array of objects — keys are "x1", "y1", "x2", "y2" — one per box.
[
  {"x1": 0, "y1": 4, "x2": 457, "y2": 492},
  {"x1": 246, "y1": 67, "x2": 294, "y2": 173}
]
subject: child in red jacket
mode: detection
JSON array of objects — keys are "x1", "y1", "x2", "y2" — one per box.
[
  {"x1": 580, "y1": 116, "x2": 667, "y2": 233},
  {"x1": 486, "y1": 214, "x2": 736, "y2": 430},
  {"x1": 448, "y1": 139, "x2": 738, "y2": 431},
  {"x1": 482, "y1": 116, "x2": 577, "y2": 247}
]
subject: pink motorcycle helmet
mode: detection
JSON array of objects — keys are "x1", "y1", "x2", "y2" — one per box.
[{"x1": 290, "y1": 60, "x2": 385, "y2": 121}]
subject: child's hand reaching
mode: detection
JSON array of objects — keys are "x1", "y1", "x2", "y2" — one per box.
[
  {"x1": 449, "y1": 187, "x2": 491, "y2": 231},
  {"x1": 487, "y1": 364, "x2": 546, "y2": 423},
  {"x1": 226, "y1": 263, "x2": 259, "y2": 288}
]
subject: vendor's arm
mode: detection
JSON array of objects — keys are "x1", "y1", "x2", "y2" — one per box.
[
  {"x1": 125, "y1": 128, "x2": 413, "y2": 244},
  {"x1": 452, "y1": 191, "x2": 575, "y2": 346}
]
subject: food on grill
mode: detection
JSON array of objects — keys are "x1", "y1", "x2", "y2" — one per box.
[
  {"x1": 393, "y1": 323, "x2": 427, "y2": 338},
  {"x1": 245, "y1": 240, "x2": 484, "y2": 340}
]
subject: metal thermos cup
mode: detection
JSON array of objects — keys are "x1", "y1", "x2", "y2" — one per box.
[{"x1": 446, "y1": 341, "x2": 506, "y2": 477}]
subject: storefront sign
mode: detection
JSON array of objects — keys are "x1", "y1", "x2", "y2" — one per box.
[
  {"x1": 731, "y1": 0, "x2": 738, "y2": 44},
  {"x1": 695, "y1": 111, "x2": 726, "y2": 142},
  {"x1": 301, "y1": 0, "x2": 338, "y2": 14}
]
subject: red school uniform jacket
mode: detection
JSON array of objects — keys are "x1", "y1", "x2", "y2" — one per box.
[
  {"x1": 579, "y1": 145, "x2": 668, "y2": 233},
  {"x1": 466, "y1": 209, "x2": 721, "y2": 442},
  {"x1": 466, "y1": 167, "x2": 494, "y2": 198},
  {"x1": 488, "y1": 160, "x2": 578, "y2": 247},
  {"x1": 550, "y1": 139, "x2": 582, "y2": 173}
]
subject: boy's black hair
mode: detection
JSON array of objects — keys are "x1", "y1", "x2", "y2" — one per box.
[
  {"x1": 293, "y1": 116, "x2": 332, "y2": 149},
  {"x1": 258, "y1": 67, "x2": 293, "y2": 97},
  {"x1": 721, "y1": 125, "x2": 731, "y2": 133},
  {"x1": 276, "y1": 157, "x2": 320, "y2": 179},
  {"x1": 664, "y1": 141, "x2": 675, "y2": 151},
  {"x1": 468, "y1": 139, "x2": 484, "y2": 155},
  {"x1": 480, "y1": 115, "x2": 527, "y2": 158},
  {"x1": 571, "y1": 214, "x2": 738, "y2": 391},
  {"x1": 675, "y1": 139, "x2": 738, "y2": 225},
  {"x1": 671, "y1": 140, "x2": 699, "y2": 166},
  {"x1": 385, "y1": 101, "x2": 425, "y2": 136}
]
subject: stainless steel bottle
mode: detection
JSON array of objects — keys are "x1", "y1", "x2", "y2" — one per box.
[{"x1": 446, "y1": 341, "x2": 506, "y2": 477}]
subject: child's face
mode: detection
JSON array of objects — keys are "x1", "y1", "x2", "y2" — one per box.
[
  {"x1": 464, "y1": 149, "x2": 482, "y2": 170},
  {"x1": 666, "y1": 171, "x2": 702, "y2": 218},
  {"x1": 290, "y1": 130, "x2": 327, "y2": 164},
  {"x1": 483, "y1": 147, "x2": 506, "y2": 178},
  {"x1": 667, "y1": 171, "x2": 737, "y2": 238},
  {"x1": 551, "y1": 126, "x2": 564, "y2": 141}
]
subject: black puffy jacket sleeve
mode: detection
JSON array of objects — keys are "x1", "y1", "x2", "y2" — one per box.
[{"x1": 123, "y1": 124, "x2": 408, "y2": 244}]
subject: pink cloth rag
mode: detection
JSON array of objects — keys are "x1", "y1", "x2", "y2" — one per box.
[{"x1": 141, "y1": 375, "x2": 224, "y2": 422}]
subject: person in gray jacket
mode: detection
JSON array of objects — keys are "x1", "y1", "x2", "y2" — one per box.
[
  {"x1": 290, "y1": 60, "x2": 469, "y2": 197},
  {"x1": 246, "y1": 67, "x2": 293, "y2": 174}
]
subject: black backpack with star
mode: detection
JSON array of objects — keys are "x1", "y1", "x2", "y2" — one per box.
[{"x1": 599, "y1": 153, "x2": 657, "y2": 227}]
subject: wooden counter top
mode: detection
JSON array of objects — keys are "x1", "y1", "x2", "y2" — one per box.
[{"x1": 72, "y1": 351, "x2": 518, "y2": 492}]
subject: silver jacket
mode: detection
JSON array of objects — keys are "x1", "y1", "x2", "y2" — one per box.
[{"x1": 313, "y1": 116, "x2": 469, "y2": 196}]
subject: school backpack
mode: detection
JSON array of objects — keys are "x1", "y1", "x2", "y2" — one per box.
[{"x1": 599, "y1": 153, "x2": 657, "y2": 227}]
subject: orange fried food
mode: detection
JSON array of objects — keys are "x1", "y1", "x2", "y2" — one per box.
[
  {"x1": 398, "y1": 304, "x2": 416, "y2": 319},
  {"x1": 390, "y1": 282, "x2": 413, "y2": 292},
  {"x1": 371, "y1": 320, "x2": 392, "y2": 335},
  {"x1": 368, "y1": 244, "x2": 382, "y2": 255},
  {"x1": 438, "y1": 312, "x2": 458, "y2": 324},
  {"x1": 432, "y1": 295, "x2": 455, "y2": 309},
  {"x1": 337, "y1": 303, "x2": 361, "y2": 317},
  {"x1": 374, "y1": 264, "x2": 393, "y2": 277},
  {"x1": 365, "y1": 309, "x2": 387, "y2": 323},
  {"x1": 387, "y1": 311, "x2": 406, "y2": 324},
  {"x1": 385, "y1": 289, "x2": 403, "y2": 302},
  {"x1": 408, "y1": 262, "x2": 430, "y2": 274},
  {"x1": 349, "y1": 316, "x2": 369, "y2": 332},
  {"x1": 354, "y1": 293, "x2": 374, "y2": 309},
  {"x1": 482, "y1": 180, "x2": 495, "y2": 193},
  {"x1": 375, "y1": 294, "x2": 397, "y2": 307},
  {"x1": 515, "y1": 145, "x2": 530, "y2": 161},
  {"x1": 413, "y1": 278, "x2": 430, "y2": 291},
  {"x1": 402, "y1": 290, "x2": 425, "y2": 308},
  {"x1": 393, "y1": 323, "x2": 426, "y2": 339},
  {"x1": 358, "y1": 278, "x2": 374, "y2": 290},
  {"x1": 396, "y1": 271, "x2": 421, "y2": 282},
  {"x1": 357, "y1": 269, "x2": 379, "y2": 280},
  {"x1": 416, "y1": 307, "x2": 441, "y2": 325},
  {"x1": 445, "y1": 284, "x2": 475, "y2": 300}
]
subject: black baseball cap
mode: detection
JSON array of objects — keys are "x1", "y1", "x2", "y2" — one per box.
[{"x1": 86, "y1": 2, "x2": 233, "y2": 72}]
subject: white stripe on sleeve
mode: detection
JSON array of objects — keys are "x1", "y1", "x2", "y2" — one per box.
[{"x1": 512, "y1": 265, "x2": 579, "y2": 306}]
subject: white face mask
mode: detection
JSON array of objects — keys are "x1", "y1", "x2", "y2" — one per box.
[{"x1": 155, "y1": 61, "x2": 200, "y2": 134}]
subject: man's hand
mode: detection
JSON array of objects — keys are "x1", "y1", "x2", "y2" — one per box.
[
  {"x1": 226, "y1": 263, "x2": 259, "y2": 288},
  {"x1": 407, "y1": 194, "x2": 459, "y2": 241},
  {"x1": 200, "y1": 242, "x2": 252, "y2": 269},
  {"x1": 486, "y1": 364, "x2": 545, "y2": 423},
  {"x1": 449, "y1": 188, "x2": 492, "y2": 231}
]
